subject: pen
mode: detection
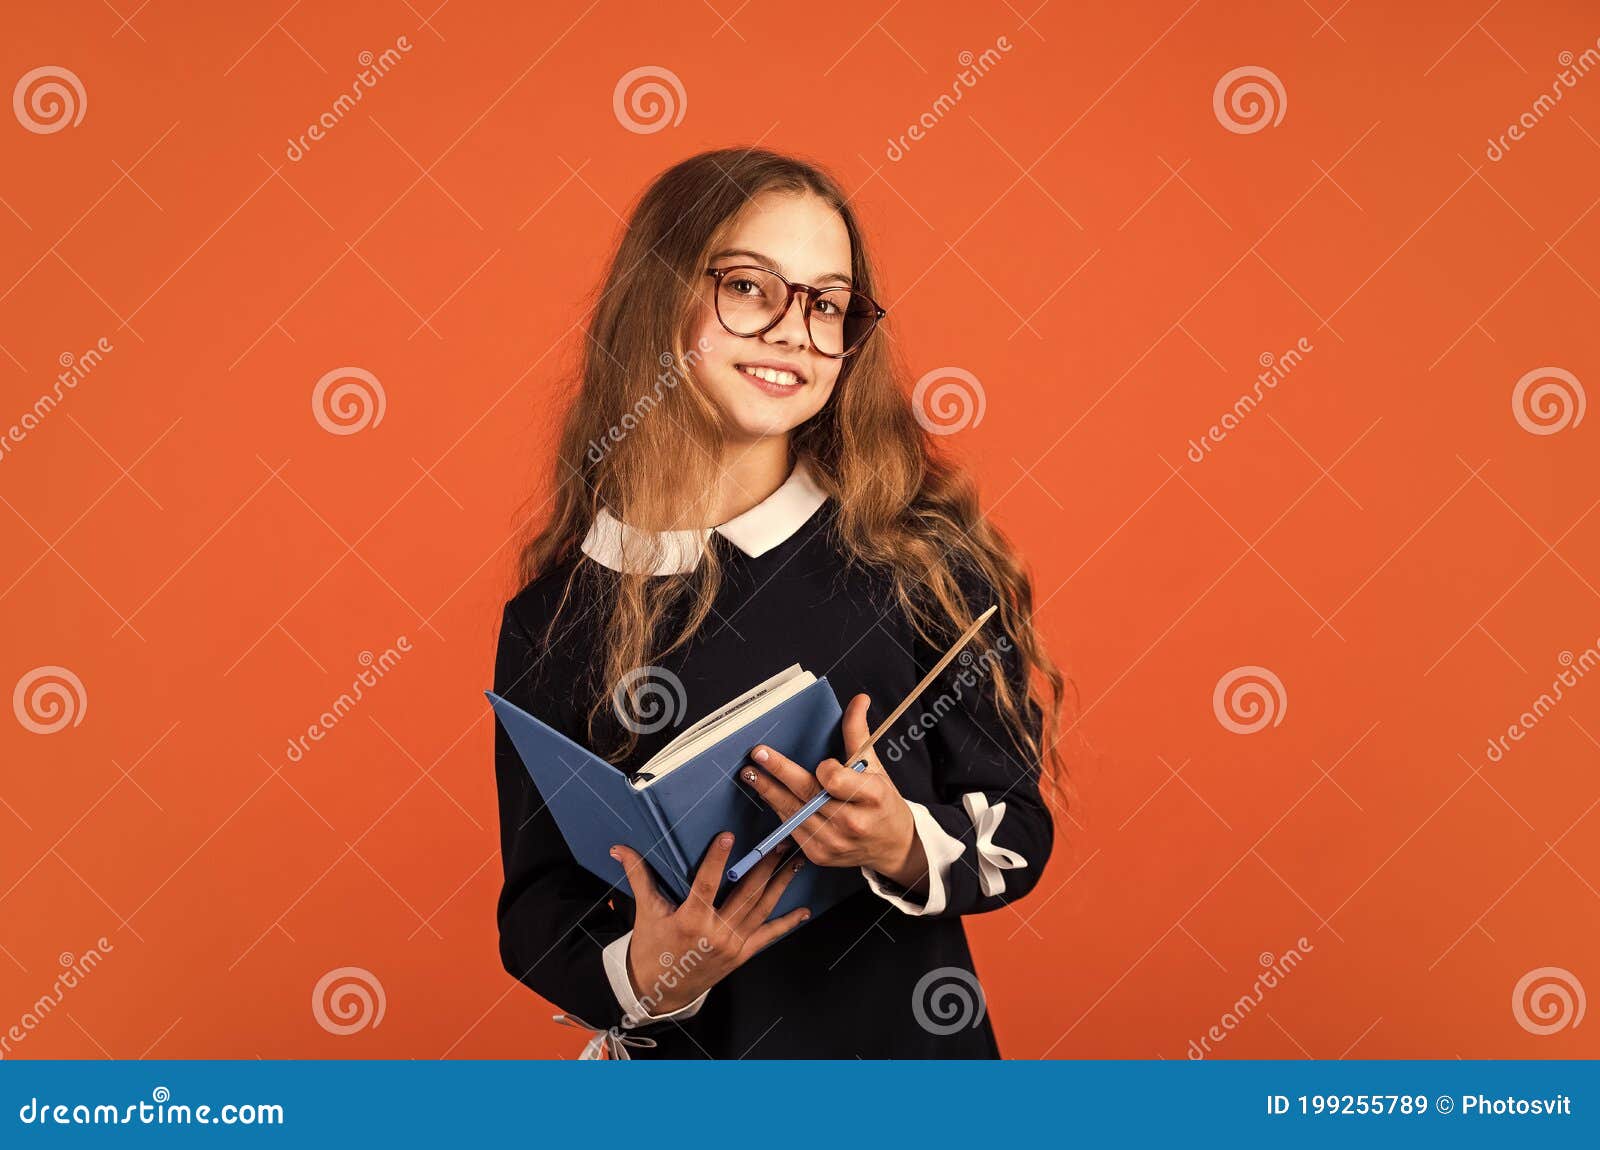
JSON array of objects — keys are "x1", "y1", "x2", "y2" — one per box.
[{"x1": 726, "y1": 605, "x2": 998, "y2": 883}]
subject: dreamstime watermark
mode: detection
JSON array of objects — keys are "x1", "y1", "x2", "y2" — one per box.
[
  {"x1": 12, "y1": 666, "x2": 87, "y2": 735},
  {"x1": 585, "y1": 337, "x2": 713, "y2": 464},
  {"x1": 282, "y1": 638, "x2": 411, "y2": 764},
  {"x1": 613, "y1": 66, "x2": 686, "y2": 134},
  {"x1": 1186, "y1": 938, "x2": 1314, "y2": 1058},
  {"x1": 0, "y1": 938, "x2": 114, "y2": 1060},
  {"x1": 1, "y1": 338, "x2": 113, "y2": 466},
  {"x1": 1212, "y1": 666, "x2": 1287, "y2": 734},
  {"x1": 312, "y1": 367, "x2": 386, "y2": 435},
  {"x1": 634, "y1": 938, "x2": 715, "y2": 1016},
  {"x1": 885, "y1": 37, "x2": 1015, "y2": 161},
  {"x1": 284, "y1": 37, "x2": 413, "y2": 162},
  {"x1": 911, "y1": 966, "x2": 986, "y2": 1035},
  {"x1": 611, "y1": 666, "x2": 688, "y2": 736},
  {"x1": 1511, "y1": 367, "x2": 1584, "y2": 435},
  {"x1": 13, "y1": 66, "x2": 86, "y2": 134},
  {"x1": 1481, "y1": 642, "x2": 1600, "y2": 764},
  {"x1": 1213, "y1": 66, "x2": 1286, "y2": 134},
  {"x1": 882, "y1": 636, "x2": 1012, "y2": 763},
  {"x1": 311, "y1": 966, "x2": 385, "y2": 1036},
  {"x1": 17, "y1": 1088, "x2": 284, "y2": 1127},
  {"x1": 1511, "y1": 966, "x2": 1585, "y2": 1036},
  {"x1": 911, "y1": 366, "x2": 986, "y2": 436},
  {"x1": 1186, "y1": 337, "x2": 1313, "y2": 463},
  {"x1": 1486, "y1": 41, "x2": 1600, "y2": 162}
]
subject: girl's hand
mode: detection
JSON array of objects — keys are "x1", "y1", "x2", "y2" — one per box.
[
  {"x1": 742, "y1": 693, "x2": 929, "y2": 890},
  {"x1": 611, "y1": 832, "x2": 808, "y2": 1016}
]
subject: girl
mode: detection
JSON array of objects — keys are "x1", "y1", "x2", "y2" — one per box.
[{"x1": 492, "y1": 147, "x2": 1069, "y2": 1059}]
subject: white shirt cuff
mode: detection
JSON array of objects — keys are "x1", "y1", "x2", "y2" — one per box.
[
  {"x1": 602, "y1": 931, "x2": 710, "y2": 1026},
  {"x1": 860, "y1": 799, "x2": 966, "y2": 916}
]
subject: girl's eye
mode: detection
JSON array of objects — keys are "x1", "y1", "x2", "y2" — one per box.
[
  {"x1": 812, "y1": 297, "x2": 841, "y2": 316},
  {"x1": 726, "y1": 277, "x2": 761, "y2": 296}
]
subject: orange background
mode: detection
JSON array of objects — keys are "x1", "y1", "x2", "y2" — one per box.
[{"x1": 2, "y1": 0, "x2": 1597, "y2": 1060}]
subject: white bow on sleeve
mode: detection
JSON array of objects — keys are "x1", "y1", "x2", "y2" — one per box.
[{"x1": 961, "y1": 792, "x2": 1028, "y2": 896}]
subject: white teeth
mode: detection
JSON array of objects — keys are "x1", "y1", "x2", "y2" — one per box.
[{"x1": 742, "y1": 365, "x2": 800, "y2": 387}]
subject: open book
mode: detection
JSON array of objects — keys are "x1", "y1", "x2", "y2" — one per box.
[
  {"x1": 632, "y1": 664, "x2": 815, "y2": 787},
  {"x1": 487, "y1": 667, "x2": 864, "y2": 922}
]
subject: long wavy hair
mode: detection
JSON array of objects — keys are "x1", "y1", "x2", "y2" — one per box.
[{"x1": 514, "y1": 147, "x2": 1075, "y2": 798}]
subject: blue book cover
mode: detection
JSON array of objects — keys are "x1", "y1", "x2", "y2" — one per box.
[{"x1": 486, "y1": 676, "x2": 865, "y2": 923}]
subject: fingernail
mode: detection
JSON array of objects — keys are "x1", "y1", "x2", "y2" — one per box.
[
  {"x1": 742, "y1": 768, "x2": 757, "y2": 783},
  {"x1": 719, "y1": 832, "x2": 733, "y2": 847},
  {"x1": 753, "y1": 746, "x2": 769, "y2": 763},
  {"x1": 609, "y1": 845, "x2": 620, "y2": 859},
  {"x1": 799, "y1": 909, "x2": 811, "y2": 921}
]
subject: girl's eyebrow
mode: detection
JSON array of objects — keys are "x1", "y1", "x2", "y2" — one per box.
[{"x1": 709, "y1": 247, "x2": 853, "y2": 287}]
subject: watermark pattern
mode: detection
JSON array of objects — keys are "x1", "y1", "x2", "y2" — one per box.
[
  {"x1": 883, "y1": 636, "x2": 1012, "y2": 763},
  {"x1": 311, "y1": 966, "x2": 386, "y2": 1036},
  {"x1": 634, "y1": 938, "x2": 715, "y2": 1016},
  {"x1": 1186, "y1": 938, "x2": 1314, "y2": 1058},
  {"x1": 884, "y1": 37, "x2": 1015, "y2": 161},
  {"x1": 13, "y1": 66, "x2": 86, "y2": 134},
  {"x1": 612, "y1": 66, "x2": 686, "y2": 134},
  {"x1": 13, "y1": 666, "x2": 87, "y2": 735},
  {"x1": 1482, "y1": 643, "x2": 1599, "y2": 764},
  {"x1": 1511, "y1": 367, "x2": 1584, "y2": 435},
  {"x1": 911, "y1": 366, "x2": 986, "y2": 436},
  {"x1": 1186, "y1": 338, "x2": 1313, "y2": 463},
  {"x1": 1213, "y1": 66, "x2": 1286, "y2": 134},
  {"x1": 1212, "y1": 666, "x2": 1287, "y2": 734},
  {"x1": 585, "y1": 338, "x2": 713, "y2": 464},
  {"x1": 0, "y1": 939, "x2": 114, "y2": 1060},
  {"x1": 611, "y1": 666, "x2": 687, "y2": 735},
  {"x1": 312, "y1": 367, "x2": 387, "y2": 435},
  {"x1": 1486, "y1": 41, "x2": 1600, "y2": 162},
  {"x1": 282, "y1": 638, "x2": 411, "y2": 764},
  {"x1": 284, "y1": 37, "x2": 414, "y2": 162},
  {"x1": 1511, "y1": 966, "x2": 1585, "y2": 1035},
  {"x1": 0, "y1": 338, "x2": 114, "y2": 465},
  {"x1": 911, "y1": 966, "x2": 986, "y2": 1035}
]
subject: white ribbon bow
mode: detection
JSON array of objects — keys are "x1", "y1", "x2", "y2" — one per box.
[
  {"x1": 552, "y1": 1013, "x2": 658, "y2": 1061},
  {"x1": 961, "y1": 792, "x2": 1027, "y2": 897}
]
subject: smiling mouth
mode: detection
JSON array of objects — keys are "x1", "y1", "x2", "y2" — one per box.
[{"x1": 737, "y1": 363, "x2": 806, "y2": 388}]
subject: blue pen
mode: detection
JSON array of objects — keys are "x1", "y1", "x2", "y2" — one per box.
[
  {"x1": 726, "y1": 605, "x2": 997, "y2": 884},
  {"x1": 726, "y1": 758, "x2": 868, "y2": 882}
]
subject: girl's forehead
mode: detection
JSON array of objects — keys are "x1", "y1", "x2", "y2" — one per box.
[{"x1": 720, "y1": 191, "x2": 852, "y2": 278}]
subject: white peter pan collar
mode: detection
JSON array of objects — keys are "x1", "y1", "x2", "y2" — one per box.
[{"x1": 580, "y1": 459, "x2": 828, "y2": 576}]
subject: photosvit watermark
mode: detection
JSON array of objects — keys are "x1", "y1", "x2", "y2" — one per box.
[
  {"x1": 282, "y1": 637, "x2": 412, "y2": 764},
  {"x1": 284, "y1": 35, "x2": 414, "y2": 162},
  {"x1": 0, "y1": 937, "x2": 114, "y2": 1061},
  {"x1": 0, "y1": 337, "x2": 112, "y2": 465},
  {"x1": 885, "y1": 36, "x2": 1015, "y2": 162},
  {"x1": 1485, "y1": 38, "x2": 1600, "y2": 162},
  {"x1": 1186, "y1": 337, "x2": 1314, "y2": 463},
  {"x1": 1481, "y1": 642, "x2": 1600, "y2": 764},
  {"x1": 585, "y1": 337, "x2": 713, "y2": 465},
  {"x1": 1186, "y1": 937, "x2": 1314, "y2": 1059},
  {"x1": 634, "y1": 938, "x2": 715, "y2": 1016},
  {"x1": 881, "y1": 636, "x2": 1012, "y2": 764}
]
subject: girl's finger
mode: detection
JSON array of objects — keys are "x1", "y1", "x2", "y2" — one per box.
[
  {"x1": 741, "y1": 905, "x2": 812, "y2": 960},
  {"x1": 688, "y1": 831, "x2": 735, "y2": 910},
  {"x1": 740, "y1": 763, "x2": 804, "y2": 819},
  {"x1": 747, "y1": 851, "x2": 806, "y2": 926},
  {"x1": 611, "y1": 844, "x2": 667, "y2": 916},
  {"x1": 747, "y1": 745, "x2": 823, "y2": 801},
  {"x1": 815, "y1": 757, "x2": 876, "y2": 803},
  {"x1": 719, "y1": 844, "x2": 791, "y2": 921}
]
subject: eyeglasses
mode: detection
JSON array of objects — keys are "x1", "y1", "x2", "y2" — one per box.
[{"x1": 704, "y1": 264, "x2": 885, "y2": 359}]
